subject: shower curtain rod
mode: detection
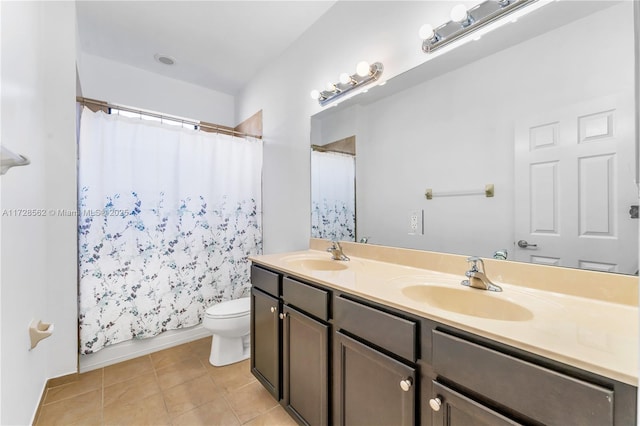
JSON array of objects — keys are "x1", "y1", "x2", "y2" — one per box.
[
  {"x1": 311, "y1": 145, "x2": 355, "y2": 156},
  {"x1": 76, "y1": 97, "x2": 262, "y2": 139}
]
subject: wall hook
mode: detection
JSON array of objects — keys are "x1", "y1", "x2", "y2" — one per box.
[
  {"x1": 29, "y1": 320, "x2": 54, "y2": 350},
  {"x1": 1, "y1": 146, "x2": 30, "y2": 175}
]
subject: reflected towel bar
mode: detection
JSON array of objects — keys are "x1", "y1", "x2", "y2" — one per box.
[{"x1": 425, "y1": 184, "x2": 494, "y2": 200}]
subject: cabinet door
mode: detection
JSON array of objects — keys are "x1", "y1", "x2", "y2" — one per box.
[
  {"x1": 334, "y1": 331, "x2": 416, "y2": 426},
  {"x1": 251, "y1": 287, "x2": 281, "y2": 400},
  {"x1": 283, "y1": 305, "x2": 330, "y2": 426},
  {"x1": 429, "y1": 382, "x2": 522, "y2": 426}
]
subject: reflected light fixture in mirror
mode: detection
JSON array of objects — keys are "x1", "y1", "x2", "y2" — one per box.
[
  {"x1": 420, "y1": 0, "x2": 538, "y2": 53},
  {"x1": 310, "y1": 61, "x2": 384, "y2": 107}
]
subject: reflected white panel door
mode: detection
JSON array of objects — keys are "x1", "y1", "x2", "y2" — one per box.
[{"x1": 514, "y1": 94, "x2": 638, "y2": 273}]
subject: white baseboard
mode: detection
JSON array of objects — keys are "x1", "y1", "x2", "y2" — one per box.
[{"x1": 79, "y1": 325, "x2": 211, "y2": 372}]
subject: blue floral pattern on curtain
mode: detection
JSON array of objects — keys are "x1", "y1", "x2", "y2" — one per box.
[
  {"x1": 311, "y1": 199, "x2": 355, "y2": 241},
  {"x1": 78, "y1": 108, "x2": 262, "y2": 354}
]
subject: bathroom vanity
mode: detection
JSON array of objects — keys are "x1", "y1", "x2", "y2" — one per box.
[{"x1": 249, "y1": 241, "x2": 638, "y2": 425}]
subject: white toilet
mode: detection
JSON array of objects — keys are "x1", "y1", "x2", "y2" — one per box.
[{"x1": 203, "y1": 297, "x2": 251, "y2": 366}]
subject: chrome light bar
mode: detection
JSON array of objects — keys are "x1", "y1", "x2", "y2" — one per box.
[{"x1": 421, "y1": 0, "x2": 538, "y2": 53}]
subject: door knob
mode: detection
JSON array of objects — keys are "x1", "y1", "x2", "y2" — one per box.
[
  {"x1": 429, "y1": 397, "x2": 442, "y2": 412},
  {"x1": 279, "y1": 312, "x2": 288, "y2": 320},
  {"x1": 270, "y1": 306, "x2": 276, "y2": 313},
  {"x1": 400, "y1": 378, "x2": 413, "y2": 392},
  {"x1": 517, "y1": 239, "x2": 538, "y2": 249}
]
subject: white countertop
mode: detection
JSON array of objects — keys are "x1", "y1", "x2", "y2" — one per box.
[{"x1": 251, "y1": 249, "x2": 638, "y2": 386}]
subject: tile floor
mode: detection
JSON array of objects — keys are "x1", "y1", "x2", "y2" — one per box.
[{"x1": 35, "y1": 337, "x2": 297, "y2": 426}]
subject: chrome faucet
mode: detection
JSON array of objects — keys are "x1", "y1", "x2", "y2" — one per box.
[
  {"x1": 462, "y1": 256, "x2": 502, "y2": 292},
  {"x1": 327, "y1": 241, "x2": 350, "y2": 261}
]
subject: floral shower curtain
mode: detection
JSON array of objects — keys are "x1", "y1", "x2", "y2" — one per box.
[
  {"x1": 77, "y1": 107, "x2": 262, "y2": 354},
  {"x1": 311, "y1": 150, "x2": 355, "y2": 241}
]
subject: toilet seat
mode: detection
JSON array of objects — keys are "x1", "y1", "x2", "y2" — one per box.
[{"x1": 205, "y1": 297, "x2": 250, "y2": 319}]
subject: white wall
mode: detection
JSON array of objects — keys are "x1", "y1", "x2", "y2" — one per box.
[
  {"x1": 314, "y1": 4, "x2": 634, "y2": 258},
  {"x1": 1, "y1": 3, "x2": 4, "y2": 420},
  {"x1": 237, "y1": 1, "x2": 443, "y2": 254},
  {"x1": 78, "y1": 52, "x2": 235, "y2": 126},
  {"x1": 1, "y1": 2, "x2": 78, "y2": 424}
]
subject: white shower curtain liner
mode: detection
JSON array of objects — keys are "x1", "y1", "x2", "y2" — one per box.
[
  {"x1": 77, "y1": 107, "x2": 262, "y2": 354},
  {"x1": 311, "y1": 150, "x2": 355, "y2": 241}
]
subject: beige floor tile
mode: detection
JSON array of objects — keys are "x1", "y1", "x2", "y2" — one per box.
[
  {"x1": 226, "y1": 381, "x2": 279, "y2": 424},
  {"x1": 188, "y1": 336, "x2": 213, "y2": 358},
  {"x1": 37, "y1": 412, "x2": 103, "y2": 426},
  {"x1": 207, "y1": 359, "x2": 256, "y2": 393},
  {"x1": 150, "y1": 344, "x2": 198, "y2": 370},
  {"x1": 37, "y1": 388, "x2": 102, "y2": 426},
  {"x1": 103, "y1": 371, "x2": 160, "y2": 408},
  {"x1": 37, "y1": 340, "x2": 301, "y2": 426},
  {"x1": 171, "y1": 397, "x2": 241, "y2": 426},
  {"x1": 104, "y1": 392, "x2": 170, "y2": 426},
  {"x1": 103, "y1": 355, "x2": 153, "y2": 387},
  {"x1": 156, "y1": 357, "x2": 208, "y2": 390},
  {"x1": 43, "y1": 369, "x2": 103, "y2": 405},
  {"x1": 244, "y1": 405, "x2": 298, "y2": 426},
  {"x1": 163, "y1": 374, "x2": 225, "y2": 417}
]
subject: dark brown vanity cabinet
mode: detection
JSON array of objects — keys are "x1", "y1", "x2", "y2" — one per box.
[
  {"x1": 428, "y1": 381, "x2": 521, "y2": 426},
  {"x1": 251, "y1": 263, "x2": 637, "y2": 426},
  {"x1": 250, "y1": 265, "x2": 282, "y2": 400},
  {"x1": 251, "y1": 265, "x2": 331, "y2": 426},
  {"x1": 333, "y1": 295, "x2": 419, "y2": 426},
  {"x1": 281, "y1": 277, "x2": 331, "y2": 426},
  {"x1": 428, "y1": 329, "x2": 637, "y2": 426}
]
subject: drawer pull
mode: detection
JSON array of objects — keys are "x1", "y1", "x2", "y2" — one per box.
[
  {"x1": 279, "y1": 312, "x2": 288, "y2": 320},
  {"x1": 400, "y1": 378, "x2": 413, "y2": 392},
  {"x1": 270, "y1": 306, "x2": 277, "y2": 313},
  {"x1": 429, "y1": 397, "x2": 442, "y2": 412}
]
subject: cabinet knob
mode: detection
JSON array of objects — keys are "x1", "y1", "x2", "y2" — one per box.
[
  {"x1": 279, "y1": 312, "x2": 288, "y2": 320},
  {"x1": 270, "y1": 306, "x2": 276, "y2": 313},
  {"x1": 429, "y1": 397, "x2": 442, "y2": 412},
  {"x1": 399, "y1": 378, "x2": 413, "y2": 392}
]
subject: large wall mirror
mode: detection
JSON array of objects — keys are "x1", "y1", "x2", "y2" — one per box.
[{"x1": 311, "y1": 1, "x2": 639, "y2": 275}]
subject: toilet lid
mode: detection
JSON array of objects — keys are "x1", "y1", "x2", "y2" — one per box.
[{"x1": 205, "y1": 297, "x2": 250, "y2": 319}]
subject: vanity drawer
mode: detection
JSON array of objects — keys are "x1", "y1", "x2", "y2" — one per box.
[
  {"x1": 432, "y1": 330, "x2": 614, "y2": 426},
  {"x1": 282, "y1": 277, "x2": 329, "y2": 321},
  {"x1": 251, "y1": 265, "x2": 280, "y2": 297},
  {"x1": 334, "y1": 296, "x2": 416, "y2": 362}
]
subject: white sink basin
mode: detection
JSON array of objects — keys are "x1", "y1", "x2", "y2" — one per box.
[
  {"x1": 282, "y1": 255, "x2": 349, "y2": 271},
  {"x1": 401, "y1": 285, "x2": 533, "y2": 321}
]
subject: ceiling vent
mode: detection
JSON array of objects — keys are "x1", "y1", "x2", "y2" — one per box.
[{"x1": 154, "y1": 54, "x2": 176, "y2": 66}]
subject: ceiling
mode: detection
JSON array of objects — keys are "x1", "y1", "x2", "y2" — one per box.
[{"x1": 76, "y1": 1, "x2": 337, "y2": 95}]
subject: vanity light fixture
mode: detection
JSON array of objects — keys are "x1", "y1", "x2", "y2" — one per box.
[
  {"x1": 420, "y1": 0, "x2": 537, "y2": 53},
  {"x1": 310, "y1": 61, "x2": 384, "y2": 107}
]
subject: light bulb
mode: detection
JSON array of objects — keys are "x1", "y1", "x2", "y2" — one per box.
[
  {"x1": 450, "y1": 4, "x2": 468, "y2": 22},
  {"x1": 418, "y1": 24, "x2": 435, "y2": 40},
  {"x1": 325, "y1": 82, "x2": 336, "y2": 92},
  {"x1": 356, "y1": 61, "x2": 371, "y2": 77},
  {"x1": 310, "y1": 89, "x2": 320, "y2": 100},
  {"x1": 339, "y1": 73, "x2": 351, "y2": 85}
]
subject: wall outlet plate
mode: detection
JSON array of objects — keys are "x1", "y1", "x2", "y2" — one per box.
[{"x1": 408, "y1": 210, "x2": 424, "y2": 235}]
